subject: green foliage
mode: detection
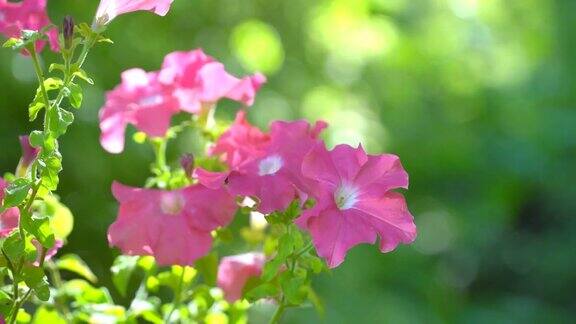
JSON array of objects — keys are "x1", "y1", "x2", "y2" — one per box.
[
  {"x1": 3, "y1": 178, "x2": 32, "y2": 208},
  {"x1": 56, "y1": 254, "x2": 97, "y2": 283}
]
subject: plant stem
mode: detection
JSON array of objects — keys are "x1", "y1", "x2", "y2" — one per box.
[
  {"x1": 27, "y1": 42, "x2": 54, "y2": 140},
  {"x1": 164, "y1": 268, "x2": 186, "y2": 323},
  {"x1": 47, "y1": 261, "x2": 73, "y2": 323},
  {"x1": 52, "y1": 33, "x2": 97, "y2": 108},
  {"x1": 269, "y1": 297, "x2": 287, "y2": 324}
]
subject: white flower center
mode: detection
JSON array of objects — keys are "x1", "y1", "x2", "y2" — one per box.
[
  {"x1": 160, "y1": 192, "x2": 185, "y2": 215},
  {"x1": 334, "y1": 182, "x2": 359, "y2": 210},
  {"x1": 258, "y1": 155, "x2": 283, "y2": 176},
  {"x1": 139, "y1": 94, "x2": 163, "y2": 107}
]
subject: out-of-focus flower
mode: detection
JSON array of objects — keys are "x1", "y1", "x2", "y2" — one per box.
[
  {"x1": 98, "y1": 68, "x2": 180, "y2": 153},
  {"x1": 0, "y1": 0, "x2": 58, "y2": 52},
  {"x1": 16, "y1": 135, "x2": 40, "y2": 177},
  {"x1": 32, "y1": 239, "x2": 63, "y2": 266},
  {"x1": 93, "y1": 0, "x2": 174, "y2": 28},
  {"x1": 225, "y1": 120, "x2": 327, "y2": 213},
  {"x1": 108, "y1": 182, "x2": 237, "y2": 266},
  {"x1": 217, "y1": 252, "x2": 265, "y2": 302},
  {"x1": 209, "y1": 110, "x2": 270, "y2": 170},
  {"x1": 296, "y1": 144, "x2": 417, "y2": 268},
  {"x1": 159, "y1": 49, "x2": 266, "y2": 113},
  {"x1": 0, "y1": 178, "x2": 19, "y2": 238}
]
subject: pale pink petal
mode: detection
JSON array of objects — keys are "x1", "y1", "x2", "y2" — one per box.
[
  {"x1": 95, "y1": 0, "x2": 175, "y2": 26},
  {"x1": 217, "y1": 253, "x2": 265, "y2": 302}
]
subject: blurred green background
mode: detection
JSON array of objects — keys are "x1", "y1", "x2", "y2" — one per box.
[{"x1": 1, "y1": 0, "x2": 575, "y2": 322}]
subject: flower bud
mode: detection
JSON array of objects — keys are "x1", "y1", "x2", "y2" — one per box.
[
  {"x1": 62, "y1": 15, "x2": 74, "y2": 50},
  {"x1": 180, "y1": 153, "x2": 195, "y2": 178}
]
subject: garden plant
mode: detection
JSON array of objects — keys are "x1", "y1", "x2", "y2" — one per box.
[{"x1": 0, "y1": 0, "x2": 417, "y2": 323}]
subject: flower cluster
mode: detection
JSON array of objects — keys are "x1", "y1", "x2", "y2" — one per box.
[
  {"x1": 98, "y1": 49, "x2": 265, "y2": 153},
  {"x1": 102, "y1": 48, "x2": 416, "y2": 278}
]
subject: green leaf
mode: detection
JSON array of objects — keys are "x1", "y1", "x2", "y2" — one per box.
[
  {"x1": 67, "y1": 83, "x2": 83, "y2": 109},
  {"x1": 0, "y1": 289, "x2": 12, "y2": 317},
  {"x1": 32, "y1": 306, "x2": 67, "y2": 324},
  {"x1": 72, "y1": 69, "x2": 94, "y2": 85},
  {"x1": 246, "y1": 283, "x2": 279, "y2": 300},
  {"x1": 3, "y1": 37, "x2": 23, "y2": 49},
  {"x1": 195, "y1": 252, "x2": 218, "y2": 286},
  {"x1": 2, "y1": 232, "x2": 25, "y2": 265},
  {"x1": 49, "y1": 107, "x2": 74, "y2": 138},
  {"x1": 3, "y1": 178, "x2": 32, "y2": 208},
  {"x1": 29, "y1": 131, "x2": 43, "y2": 148},
  {"x1": 60, "y1": 279, "x2": 113, "y2": 305},
  {"x1": 43, "y1": 78, "x2": 63, "y2": 91},
  {"x1": 39, "y1": 158, "x2": 61, "y2": 192},
  {"x1": 56, "y1": 254, "x2": 97, "y2": 283},
  {"x1": 110, "y1": 255, "x2": 138, "y2": 296},
  {"x1": 20, "y1": 213, "x2": 55, "y2": 248},
  {"x1": 48, "y1": 64, "x2": 65, "y2": 73},
  {"x1": 279, "y1": 269, "x2": 308, "y2": 305},
  {"x1": 22, "y1": 265, "x2": 50, "y2": 301}
]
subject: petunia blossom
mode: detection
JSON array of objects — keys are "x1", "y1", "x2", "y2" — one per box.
[
  {"x1": 108, "y1": 182, "x2": 237, "y2": 266},
  {"x1": 296, "y1": 144, "x2": 417, "y2": 268},
  {"x1": 93, "y1": 0, "x2": 174, "y2": 28},
  {"x1": 209, "y1": 110, "x2": 270, "y2": 170},
  {"x1": 225, "y1": 120, "x2": 327, "y2": 213},
  {"x1": 0, "y1": 0, "x2": 58, "y2": 52},
  {"x1": 217, "y1": 252, "x2": 265, "y2": 302},
  {"x1": 98, "y1": 68, "x2": 180, "y2": 153},
  {"x1": 16, "y1": 135, "x2": 40, "y2": 177},
  {"x1": 0, "y1": 178, "x2": 19, "y2": 238},
  {"x1": 159, "y1": 49, "x2": 266, "y2": 113}
]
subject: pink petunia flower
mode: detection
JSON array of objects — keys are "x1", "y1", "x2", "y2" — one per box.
[
  {"x1": 32, "y1": 239, "x2": 63, "y2": 266},
  {"x1": 198, "y1": 119, "x2": 327, "y2": 213},
  {"x1": 159, "y1": 49, "x2": 266, "y2": 113},
  {"x1": 0, "y1": 0, "x2": 58, "y2": 52},
  {"x1": 93, "y1": 0, "x2": 174, "y2": 27},
  {"x1": 107, "y1": 182, "x2": 237, "y2": 266},
  {"x1": 98, "y1": 68, "x2": 180, "y2": 153},
  {"x1": 0, "y1": 178, "x2": 19, "y2": 238},
  {"x1": 217, "y1": 252, "x2": 265, "y2": 302},
  {"x1": 296, "y1": 144, "x2": 417, "y2": 268},
  {"x1": 225, "y1": 120, "x2": 327, "y2": 213},
  {"x1": 209, "y1": 110, "x2": 270, "y2": 170},
  {"x1": 16, "y1": 135, "x2": 40, "y2": 177}
]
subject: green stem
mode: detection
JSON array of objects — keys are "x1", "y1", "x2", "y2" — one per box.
[
  {"x1": 164, "y1": 269, "x2": 186, "y2": 323},
  {"x1": 27, "y1": 42, "x2": 54, "y2": 140},
  {"x1": 8, "y1": 289, "x2": 32, "y2": 324},
  {"x1": 269, "y1": 297, "x2": 287, "y2": 324},
  {"x1": 52, "y1": 33, "x2": 97, "y2": 109},
  {"x1": 47, "y1": 261, "x2": 73, "y2": 323}
]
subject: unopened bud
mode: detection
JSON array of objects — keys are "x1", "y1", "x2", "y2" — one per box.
[
  {"x1": 62, "y1": 15, "x2": 74, "y2": 49},
  {"x1": 180, "y1": 153, "x2": 195, "y2": 178}
]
